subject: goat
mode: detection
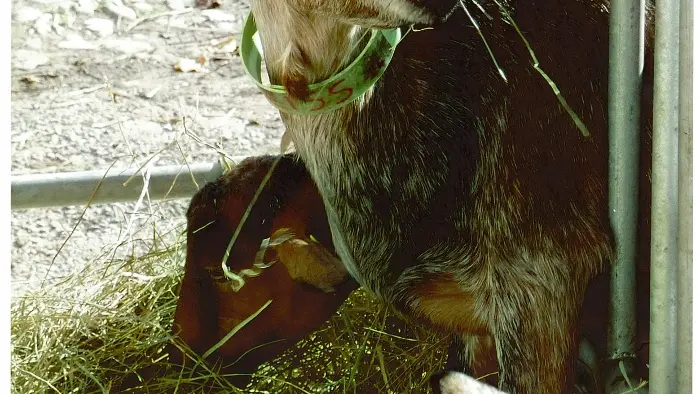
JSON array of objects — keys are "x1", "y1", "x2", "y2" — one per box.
[
  {"x1": 170, "y1": 154, "x2": 357, "y2": 389},
  {"x1": 244, "y1": 0, "x2": 655, "y2": 392}
]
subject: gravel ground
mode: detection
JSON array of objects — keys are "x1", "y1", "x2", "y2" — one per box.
[{"x1": 11, "y1": 0, "x2": 284, "y2": 294}]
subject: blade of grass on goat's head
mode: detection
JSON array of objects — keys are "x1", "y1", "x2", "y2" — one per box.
[
  {"x1": 221, "y1": 157, "x2": 282, "y2": 290},
  {"x1": 202, "y1": 299, "x2": 273, "y2": 359}
]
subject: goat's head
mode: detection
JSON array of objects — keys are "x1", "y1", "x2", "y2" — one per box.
[
  {"x1": 249, "y1": 0, "x2": 460, "y2": 101},
  {"x1": 170, "y1": 155, "x2": 357, "y2": 389}
]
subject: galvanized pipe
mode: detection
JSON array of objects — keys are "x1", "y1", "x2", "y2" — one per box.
[
  {"x1": 10, "y1": 160, "x2": 243, "y2": 210},
  {"x1": 676, "y1": 0, "x2": 693, "y2": 389},
  {"x1": 606, "y1": 0, "x2": 645, "y2": 377},
  {"x1": 649, "y1": 0, "x2": 681, "y2": 390}
]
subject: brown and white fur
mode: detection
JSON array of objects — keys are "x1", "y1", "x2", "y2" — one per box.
[{"x1": 249, "y1": 0, "x2": 655, "y2": 392}]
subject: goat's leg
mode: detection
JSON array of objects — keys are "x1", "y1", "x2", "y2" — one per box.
[
  {"x1": 446, "y1": 334, "x2": 497, "y2": 377},
  {"x1": 435, "y1": 334, "x2": 499, "y2": 393},
  {"x1": 445, "y1": 335, "x2": 471, "y2": 373},
  {"x1": 492, "y1": 269, "x2": 586, "y2": 394}
]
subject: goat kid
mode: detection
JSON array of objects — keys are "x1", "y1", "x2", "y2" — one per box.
[{"x1": 171, "y1": 154, "x2": 357, "y2": 389}]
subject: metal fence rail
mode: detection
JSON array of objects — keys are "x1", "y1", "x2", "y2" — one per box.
[
  {"x1": 648, "y1": 0, "x2": 690, "y2": 391},
  {"x1": 675, "y1": 0, "x2": 694, "y2": 390},
  {"x1": 10, "y1": 159, "x2": 245, "y2": 210},
  {"x1": 607, "y1": 0, "x2": 645, "y2": 391}
]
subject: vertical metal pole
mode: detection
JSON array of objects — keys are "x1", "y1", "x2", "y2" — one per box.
[
  {"x1": 676, "y1": 0, "x2": 693, "y2": 389},
  {"x1": 607, "y1": 0, "x2": 645, "y2": 388},
  {"x1": 649, "y1": 0, "x2": 681, "y2": 390}
]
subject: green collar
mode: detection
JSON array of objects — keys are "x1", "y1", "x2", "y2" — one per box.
[{"x1": 240, "y1": 13, "x2": 402, "y2": 115}]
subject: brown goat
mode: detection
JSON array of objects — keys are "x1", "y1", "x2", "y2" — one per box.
[
  {"x1": 245, "y1": 0, "x2": 655, "y2": 393},
  {"x1": 170, "y1": 154, "x2": 357, "y2": 389}
]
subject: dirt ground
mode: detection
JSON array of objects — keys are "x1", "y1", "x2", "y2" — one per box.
[{"x1": 10, "y1": 0, "x2": 286, "y2": 294}]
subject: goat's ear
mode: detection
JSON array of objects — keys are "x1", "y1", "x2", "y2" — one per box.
[
  {"x1": 369, "y1": 0, "x2": 460, "y2": 26},
  {"x1": 306, "y1": 0, "x2": 460, "y2": 27},
  {"x1": 401, "y1": 0, "x2": 461, "y2": 23}
]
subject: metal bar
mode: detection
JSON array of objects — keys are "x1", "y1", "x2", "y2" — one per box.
[
  {"x1": 649, "y1": 0, "x2": 681, "y2": 389},
  {"x1": 676, "y1": 0, "x2": 693, "y2": 389},
  {"x1": 10, "y1": 159, "x2": 244, "y2": 210},
  {"x1": 607, "y1": 0, "x2": 645, "y2": 376}
]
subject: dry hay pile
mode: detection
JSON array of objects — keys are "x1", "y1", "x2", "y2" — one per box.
[{"x1": 11, "y1": 230, "x2": 449, "y2": 394}]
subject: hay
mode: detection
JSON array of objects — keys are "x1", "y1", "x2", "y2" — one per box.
[
  {"x1": 11, "y1": 230, "x2": 449, "y2": 394},
  {"x1": 11, "y1": 238, "x2": 188, "y2": 394}
]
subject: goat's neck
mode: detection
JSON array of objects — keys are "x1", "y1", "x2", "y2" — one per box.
[
  {"x1": 258, "y1": 6, "x2": 370, "y2": 99},
  {"x1": 276, "y1": 23, "x2": 377, "y2": 155},
  {"x1": 294, "y1": 22, "x2": 370, "y2": 85}
]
